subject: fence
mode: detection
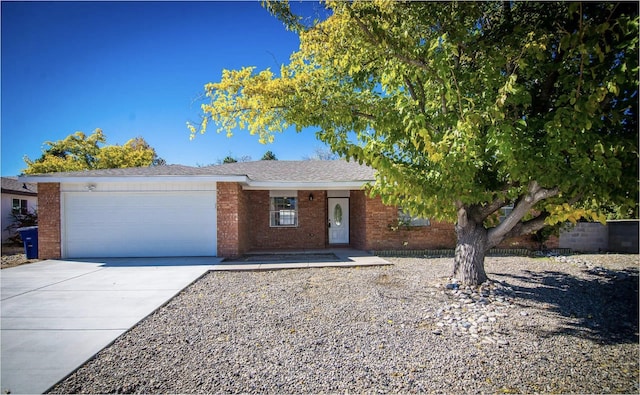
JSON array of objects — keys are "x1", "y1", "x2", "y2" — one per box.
[{"x1": 559, "y1": 220, "x2": 639, "y2": 253}]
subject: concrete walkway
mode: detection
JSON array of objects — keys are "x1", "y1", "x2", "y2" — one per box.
[
  {"x1": 1, "y1": 257, "x2": 221, "y2": 394},
  {"x1": 214, "y1": 248, "x2": 391, "y2": 270},
  {"x1": 0, "y1": 251, "x2": 389, "y2": 394}
]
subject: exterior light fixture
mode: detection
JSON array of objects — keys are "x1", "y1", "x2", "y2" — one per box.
[{"x1": 309, "y1": 193, "x2": 314, "y2": 201}]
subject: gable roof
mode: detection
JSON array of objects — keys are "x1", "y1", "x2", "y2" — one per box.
[
  {"x1": 201, "y1": 160, "x2": 375, "y2": 182},
  {"x1": 19, "y1": 160, "x2": 376, "y2": 190},
  {"x1": 1, "y1": 177, "x2": 38, "y2": 196}
]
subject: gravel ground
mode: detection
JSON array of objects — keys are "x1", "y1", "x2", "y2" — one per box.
[
  {"x1": 1, "y1": 245, "x2": 40, "y2": 269},
  {"x1": 49, "y1": 254, "x2": 638, "y2": 394}
]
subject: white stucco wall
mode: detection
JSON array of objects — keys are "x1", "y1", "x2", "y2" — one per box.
[{"x1": 1, "y1": 194, "x2": 38, "y2": 242}]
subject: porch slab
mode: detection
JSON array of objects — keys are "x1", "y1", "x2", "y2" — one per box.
[{"x1": 214, "y1": 249, "x2": 390, "y2": 271}]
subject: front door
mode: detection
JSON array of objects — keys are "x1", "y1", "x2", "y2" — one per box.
[{"x1": 328, "y1": 197, "x2": 349, "y2": 244}]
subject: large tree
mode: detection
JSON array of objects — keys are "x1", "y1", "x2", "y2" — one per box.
[
  {"x1": 23, "y1": 129, "x2": 165, "y2": 174},
  {"x1": 189, "y1": 1, "x2": 638, "y2": 285}
]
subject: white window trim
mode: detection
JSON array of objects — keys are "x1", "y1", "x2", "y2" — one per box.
[
  {"x1": 270, "y1": 194, "x2": 298, "y2": 227},
  {"x1": 12, "y1": 198, "x2": 28, "y2": 215}
]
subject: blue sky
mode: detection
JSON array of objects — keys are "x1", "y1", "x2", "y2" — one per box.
[{"x1": 1, "y1": 1, "x2": 329, "y2": 176}]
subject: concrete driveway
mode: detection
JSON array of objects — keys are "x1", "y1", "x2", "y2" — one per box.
[{"x1": 1, "y1": 257, "x2": 221, "y2": 394}]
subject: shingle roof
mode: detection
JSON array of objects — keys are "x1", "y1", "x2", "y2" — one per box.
[
  {"x1": 1, "y1": 177, "x2": 38, "y2": 195},
  {"x1": 21, "y1": 164, "x2": 209, "y2": 178},
  {"x1": 201, "y1": 160, "x2": 375, "y2": 182},
  {"x1": 19, "y1": 160, "x2": 375, "y2": 183}
]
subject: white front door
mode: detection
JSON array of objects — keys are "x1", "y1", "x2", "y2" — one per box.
[{"x1": 328, "y1": 198, "x2": 349, "y2": 244}]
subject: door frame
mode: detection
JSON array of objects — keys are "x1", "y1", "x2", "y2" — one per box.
[{"x1": 327, "y1": 197, "x2": 350, "y2": 245}]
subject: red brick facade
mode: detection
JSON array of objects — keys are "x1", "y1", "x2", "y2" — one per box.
[
  {"x1": 216, "y1": 182, "x2": 249, "y2": 257},
  {"x1": 247, "y1": 190, "x2": 328, "y2": 251},
  {"x1": 349, "y1": 190, "x2": 457, "y2": 251},
  {"x1": 38, "y1": 183, "x2": 61, "y2": 259},
  {"x1": 41, "y1": 182, "x2": 557, "y2": 259},
  {"x1": 217, "y1": 188, "x2": 458, "y2": 253}
]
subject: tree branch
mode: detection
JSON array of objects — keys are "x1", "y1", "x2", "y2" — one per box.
[
  {"x1": 477, "y1": 196, "x2": 508, "y2": 221},
  {"x1": 487, "y1": 181, "x2": 559, "y2": 247},
  {"x1": 404, "y1": 75, "x2": 427, "y2": 116},
  {"x1": 499, "y1": 211, "x2": 551, "y2": 243}
]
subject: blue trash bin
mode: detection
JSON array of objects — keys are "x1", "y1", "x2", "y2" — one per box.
[{"x1": 17, "y1": 226, "x2": 38, "y2": 259}]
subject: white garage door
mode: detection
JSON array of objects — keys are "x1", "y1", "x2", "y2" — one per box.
[{"x1": 62, "y1": 191, "x2": 217, "y2": 258}]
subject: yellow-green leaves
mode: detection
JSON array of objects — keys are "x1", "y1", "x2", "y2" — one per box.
[
  {"x1": 189, "y1": 67, "x2": 293, "y2": 144},
  {"x1": 546, "y1": 203, "x2": 607, "y2": 225},
  {"x1": 23, "y1": 130, "x2": 162, "y2": 174},
  {"x1": 191, "y1": 1, "x2": 638, "y2": 226}
]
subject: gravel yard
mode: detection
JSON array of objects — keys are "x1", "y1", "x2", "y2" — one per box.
[
  {"x1": 1, "y1": 245, "x2": 40, "y2": 269},
  {"x1": 49, "y1": 254, "x2": 638, "y2": 394}
]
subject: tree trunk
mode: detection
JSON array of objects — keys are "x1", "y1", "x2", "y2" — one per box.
[{"x1": 453, "y1": 219, "x2": 489, "y2": 286}]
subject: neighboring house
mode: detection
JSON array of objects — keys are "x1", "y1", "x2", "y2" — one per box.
[
  {"x1": 1, "y1": 177, "x2": 38, "y2": 243},
  {"x1": 20, "y1": 160, "x2": 553, "y2": 259}
]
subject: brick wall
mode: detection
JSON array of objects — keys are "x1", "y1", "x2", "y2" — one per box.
[
  {"x1": 353, "y1": 191, "x2": 555, "y2": 252},
  {"x1": 349, "y1": 190, "x2": 367, "y2": 249},
  {"x1": 216, "y1": 185, "x2": 560, "y2": 256},
  {"x1": 38, "y1": 183, "x2": 61, "y2": 259},
  {"x1": 248, "y1": 190, "x2": 327, "y2": 251},
  {"x1": 217, "y1": 182, "x2": 249, "y2": 257},
  {"x1": 356, "y1": 192, "x2": 457, "y2": 251}
]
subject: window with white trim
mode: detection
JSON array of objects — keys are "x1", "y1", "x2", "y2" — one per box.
[
  {"x1": 398, "y1": 208, "x2": 430, "y2": 227},
  {"x1": 12, "y1": 199, "x2": 28, "y2": 215},
  {"x1": 270, "y1": 196, "x2": 298, "y2": 227}
]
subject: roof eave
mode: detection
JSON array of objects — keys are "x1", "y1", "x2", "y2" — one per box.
[
  {"x1": 0, "y1": 188, "x2": 38, "y2": 196},
  {"x1": 242, "y1": 180, "x2": 372, "y2": 190},
  {"x1": 18, "y1": 175, "x2": 249, "y2": 184}
]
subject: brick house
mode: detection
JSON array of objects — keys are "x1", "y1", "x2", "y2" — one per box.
[
  {"x1": 21, "y1": 160, "x2": 548, "y2": 260},
  {"x1": 19, "y1": 160, "x2": 461, "y2": 259}
]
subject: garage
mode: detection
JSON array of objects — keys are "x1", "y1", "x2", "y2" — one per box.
[{"x1": 62, "y1": 190, "x2": 217, "y2": 258}]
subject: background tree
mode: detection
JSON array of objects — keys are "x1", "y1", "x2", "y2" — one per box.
[
  {"x1": 261, "y1": 150, "x2": 278, "y2": 160},
  {"x1": 217, "y1": 154, "x2": 252, "y2": 164},
  {"x1": 189, "y1": 1, "x2": 638, "y2": 285},
  {"x1": 23, "y1": 129, "x2": 164, "y2": 174},
  {"x1": 302, "y1": 145, "x2": 340, "y2": 161},
  {"x1": 222, "y1": 156, "x2": 238, "y2": 164}
]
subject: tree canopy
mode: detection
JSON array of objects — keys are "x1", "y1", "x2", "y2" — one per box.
[
  {"x1": 23, "y1": 129, "x2": 165, "y2": 174},
  {"x1": 190, "y1": 1, "x2": 638, "y2": 284},
  {"x1": 261, "y1": 150, "x2": 278, "y2": 160}
]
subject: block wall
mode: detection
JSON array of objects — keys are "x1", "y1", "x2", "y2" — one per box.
[
  {"x1": 38, "y1": 183, "x2": 61, "y2": 259},
  {"x1": 559, "y1": 220, "x2": 639, "y2": 253},
  {"x1": 608, "y1": 220, "x2": 639, "y2": 253},
  {"x1": 559, "y1": 222, "x2": 608, "y2": 252}
]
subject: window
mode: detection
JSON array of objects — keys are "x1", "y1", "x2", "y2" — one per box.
[
  {"x1": 12, "y1": 199, "x2": 28, "y2": 215},
  {"x1": 398, "y1": 208, "x2": 430, "y2": 227},
  {"x1": 270, "y1": 196, "x2": 298, "y2": 227},
  {"x1": 499, "y1": 205, "x2": 514, "y2": 223}
]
